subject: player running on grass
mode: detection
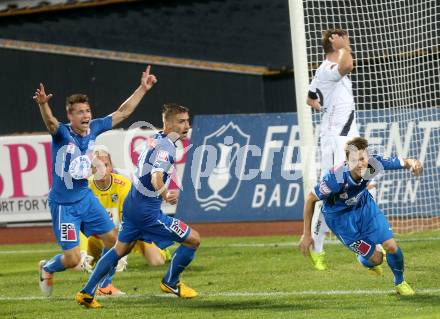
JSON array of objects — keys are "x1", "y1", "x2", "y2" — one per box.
[
  {"x1": 34, "y1": 65, "x2": 157, "y2": 297},
  {"x1": 76, "y1": 103, "x2": 200, "y2": 308},
  {"x1": 79, "y1": 149, "x2": 171, "y2": 290},
  {"x1": 299, "y1": 137, "x2": 422, "y2": 296}
]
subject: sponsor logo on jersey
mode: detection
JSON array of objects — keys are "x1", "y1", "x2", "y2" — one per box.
[
  {"x1": 345, "y1": 191, "x2": 365, "y2": 206},
  {"x1": 319, "y1": 181, "x2": 331, "y2": 195},
  {"x1": 61, "y1": 223, "x2": 77, "y2": 241},
  {"x1": 169, "y1": 218, "x2": 189, "y2": 238},
  {"x1": 156, "y1": 150, "x2": 170, "y2": 162},
  {"x1": 113, "y1": 178, "x2": 125, "y2": 186},
  {"x1": 349, "y1": 240, "x2": 372, "y2": 256},
  {"x1": 68, "y1": 155, "x2": 92, "y2": 180},
  {"x1": 111, "y1": 193, "x2": 118, "y2": 203}
]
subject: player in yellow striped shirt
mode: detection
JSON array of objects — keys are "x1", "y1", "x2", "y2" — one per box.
[{"x1": 79, "y1": 149, "x2": 171, "y2": 295}]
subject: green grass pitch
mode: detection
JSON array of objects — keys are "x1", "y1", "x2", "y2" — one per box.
[{"x1": 1, "y1": 231, "x2": 440, "y2": 319}]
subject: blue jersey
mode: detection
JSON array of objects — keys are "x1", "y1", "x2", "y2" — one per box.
[
  {"x1": 124, "y1": 132, "x2": 176, "y2": 221},
  {"x1": 313, "y1": 155, "x2": 404, "y2": 218},
  {"x1": 49, "y1": 116, "x2": 112, "y2": 204}
]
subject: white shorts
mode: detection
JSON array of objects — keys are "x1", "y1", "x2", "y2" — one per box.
[{"x1": 320, "y1": 134, "x2": 358, "y2": 179}]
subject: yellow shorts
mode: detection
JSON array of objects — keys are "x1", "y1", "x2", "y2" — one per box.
[
  {"x1": 132, "y1": 241, "x2": 157, "y2": 254},
  {"x1": 81, "y1": 232, "x2": 159, "y2": 262},
  {"x1": 87, "y1": 236, "x2": 104, "y2": 262}
]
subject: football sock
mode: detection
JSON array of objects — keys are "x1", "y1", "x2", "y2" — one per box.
[
  {"x1": 98, "y1": 248, "x2": 116, "y2": 288},
  {"x1": 386, "y1": 247, "x2": 405, "y2": 285},
  {"x1": 163, "y1": 245, "x2": 196, "y2": 287},
  {"x1": 312, "y1": 212, "x2": 327, "y2": 253},
  {"x1": 357, "y1": 255, "x2": 375, "y2": 268},
  {"x1": 82, "y1": 248, "x2": 119, "y2": 295},
  {"x1": 43, "y1": 254, "x2": 66, "y2": 273}
]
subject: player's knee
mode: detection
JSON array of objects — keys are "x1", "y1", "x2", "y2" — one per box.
[
  {"x1": 385, "y1": 245, "x2": 399, "y2": 254},
  {"x1": 186, "y1": 230, "x2": 201, "y2": 249},
  {"x1": 114, "y1": 241, "x2": 131, "y2": 257},
  {"x1": 382, "y1": 239, "x2": 398, "y2": 254},
  {"x1": 370, "y1": 253, "x2": 384, "y2": 265},
  {"x1": 146, "y1": 256, "x2": 165, "y2": 267},
  {"x1": 100, "y1": 231, "x2": 117, "y2": 248},
  {"x1": 63, "y1": 252, "x2": 81, "y2": 268}
]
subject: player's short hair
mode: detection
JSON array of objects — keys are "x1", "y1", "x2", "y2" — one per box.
[
  {"x1": 345, "y1": 137, "x2": 369, "y2": 159},
  {"x1": 322, "y1": 28, "x2": 348, "y2": 54},
  {"x1": 162, "y1": 103, "x2": 189, "y2": 122},
  {"x1": 66, "y1": 94, "x2": 90, "y2": 113}
]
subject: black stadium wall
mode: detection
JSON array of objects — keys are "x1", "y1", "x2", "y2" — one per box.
[{"x1": 0, "y1": 0, "x2": 297, "y2": 135}]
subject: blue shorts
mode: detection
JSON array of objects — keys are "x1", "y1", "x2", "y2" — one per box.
[
  {"x1": 49, "y1": 191, "x2": 115, "y2": 250},
  {"x1": 118, "y1": 211, "x2": 191, "y2": 246},
  {"x1": 324, "y1": 197, "x2": 393, "y2": 259}
]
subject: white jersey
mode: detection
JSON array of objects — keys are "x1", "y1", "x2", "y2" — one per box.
[{"x1": 309, "y1": 59, "x2": 357, "y2": 137}]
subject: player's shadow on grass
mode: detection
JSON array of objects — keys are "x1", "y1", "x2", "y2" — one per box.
[{"x1": 126, "y1": 297, "x2": 315, "y2": 311}]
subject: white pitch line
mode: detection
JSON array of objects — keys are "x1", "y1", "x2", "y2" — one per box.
[
  {"x1": 1, "y1": 288, "x2": 440, "y2": 301},
  {"x1": 0, "y1": 249, "x2": 58, "y2": 254}
]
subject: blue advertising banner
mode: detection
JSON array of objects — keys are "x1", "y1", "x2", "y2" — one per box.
[
  {"x1": 176, "y1": 113, "x2": 305, "y2": 222},
  {"x1": 176, "y1": 108, "x2": 440, "y2": 223},
  {"x1": 355, "y1": 108, "x2": 440, "y2": 219}
]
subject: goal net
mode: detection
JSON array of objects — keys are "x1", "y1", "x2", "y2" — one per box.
[{"x1": 302, "y1": 0, "x2": 440, "y2": 232}]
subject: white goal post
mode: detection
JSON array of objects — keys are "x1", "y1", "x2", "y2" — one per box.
[{"x1": 290, "y1": 0, "x2": 440, "y2": 232}]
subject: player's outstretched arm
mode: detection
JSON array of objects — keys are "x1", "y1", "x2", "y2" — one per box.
[
  {"x1": 33, "y1": 83, "x2": 59, "y2": 134},
  {"x1": 403, "y1": 158, "x2": 423, "y2": 176},
  {"x1": 111, "y1": 65, "x2": 158, "y2": 127},
  {"x1": 299, "y1": 191, "x2": 319, "y2": 256}
]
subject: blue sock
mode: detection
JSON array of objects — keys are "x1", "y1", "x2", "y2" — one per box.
[
  {"x1": 43, "y1": 254, "x2": 66, "y2": 273},
  {"x1": 163, "y1": 245, "x2": 196, "y2": 287},
  {"x1": 82, "y1": 248, "x2": 119, "y2": 295},
  {"x1": 98, "y1": 248, "x2": 116, "y2": 288},
  {"x1": 357, "y1": 255, "x2": 375, "y2": 268},
  {"x1": 386, "y1": 247, "x2": 405, "y2": 285}
]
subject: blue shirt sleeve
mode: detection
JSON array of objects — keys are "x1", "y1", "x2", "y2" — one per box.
[
  {"x1": 51, "y1": 123, "x2": 70, "y2": 143},
  {"x1": 151, "y1": 141, "x2": 175, "y2": 174},
  {"x1": 371, "y1": 155, "x2": 404, "y2": 171},
  {"x1": 90, "y1": 116, "x2": 112, "y2": 136},
  {"x1": 313, "y1": 172, "x2": 342, "y2": 200}
]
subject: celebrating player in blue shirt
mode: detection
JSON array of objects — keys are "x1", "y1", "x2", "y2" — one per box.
[
  {"x1": 299, "y1": 137, "x2": 422, "y2": 296},
  {"x1": 76, "y1": 103, "x2": 200, "y2": 308},
  {"x1": 34, "y1": 66, "x2": 157, "y2": 297}
]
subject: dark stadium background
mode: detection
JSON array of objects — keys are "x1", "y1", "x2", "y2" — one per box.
[{"x1": 0, "y1": 0, "x2": 296, "y2": 135}]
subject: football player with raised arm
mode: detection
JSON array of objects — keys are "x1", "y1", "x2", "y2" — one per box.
[
  {"x1": 299, "y1": 137, "x2": 422, "y2": 295},
  {"x1": 34, "y1": 66, "x2": 157, "y2": 297},
  {"x1": 306, "y1": 28, "x2": 378, "y2": 270},
  {"x1": 76, "y1": 103, "x2": 200, "y2": 308}
]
